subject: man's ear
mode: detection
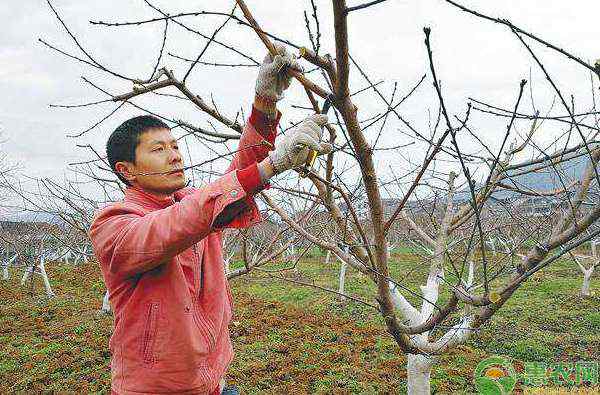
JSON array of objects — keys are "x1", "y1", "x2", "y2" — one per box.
[{"x1": 115, "y1": 161, "x2": 136, "y2": 184}]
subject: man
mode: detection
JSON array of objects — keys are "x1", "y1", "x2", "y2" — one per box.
[{"x1": 89, "y1": 45, "x2": 332, "y2": 395}]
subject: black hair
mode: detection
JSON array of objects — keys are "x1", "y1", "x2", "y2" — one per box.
[{"x1": 106, "y1": 115, "x2": 169, "y2": 185}]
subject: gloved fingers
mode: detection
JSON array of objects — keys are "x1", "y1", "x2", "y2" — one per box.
[
  {"x1": 273, "y1": 42, "x2": 289, "y2": 57},
  {"x1": 316, "y1": 142, "x2": 333, "y2": 155},
  {"x1": 262, "y1": 43, "x2": 288, "y2": 64},
  {"x1": 278, "y1": 63, "x2": 295, "y2": 89},
  {"x1": 307, "y1": 113, "x2": 329, "y2": 127},
  {"x1": 285, "y1": 143, "x2": 309, "y2": 167},
  {"x1": 286, "y1": 56, "x2": 304, "y2": 73},
  {"x1": 301, "y1": 114, "x2": 328, "y2": 129},
  {"x1": 266, "y1": 55, "x2": 302, "y2": 79},
  {"x1": 264, "y1": 54, "x2": 287, "y2": 75},
  {"x1": 298, "y1": 139, "x2": 332, "y2": 156},
  {"x1": 276, "y1": 55, "x2": 304, "y2": 77},
  {"x1": 301, "y1": 114, "x2": 328, "y2": 140},
  {"x1": 295, "y1": 146, "x2": 310, "y2": 162},
  {"x1": 293, "y1": 133, "x2": 324, "y2": 153},
  {"x1": 261, "y1": 47, "x2": 302, "y2": 97},
  {"x1": 299, "y1": 119, "x2": 322, "y2": 140}
]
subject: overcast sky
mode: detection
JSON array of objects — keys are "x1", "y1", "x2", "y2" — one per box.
[{"x1": 2, "y1": 1, "x2": 600, "y2": 199}]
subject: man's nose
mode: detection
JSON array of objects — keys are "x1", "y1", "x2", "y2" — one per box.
[{"x1": 169, "y1": 148, "x2": 182, "y2": 164}]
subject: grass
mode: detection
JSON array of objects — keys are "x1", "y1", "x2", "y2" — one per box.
[{"x1": 0, "y1": 250, "x2": 599, "y2": 393}]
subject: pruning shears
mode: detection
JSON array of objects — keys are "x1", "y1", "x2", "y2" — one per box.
[{"x1": 300, "y1": 95, "x2": 334, "y2": 178}]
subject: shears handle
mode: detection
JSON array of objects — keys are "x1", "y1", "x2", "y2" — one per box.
[{"x1": 300, "y1": 96, "x2": 333, "y2": 177}]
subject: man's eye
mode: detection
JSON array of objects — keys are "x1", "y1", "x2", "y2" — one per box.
[{"x1": 153, "y1": 147, "x2": 164, "y2": 152}]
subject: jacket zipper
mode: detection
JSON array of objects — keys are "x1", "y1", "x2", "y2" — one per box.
[
  {"x1": 192, "y1": 244, "x2": 202, "y2": 296},
  {"x1": 192, "y1": 243, "x2": 216, "y2": 351},
  {"x1": 142, "y1": 302, "x2": 159, "y2": 364}
]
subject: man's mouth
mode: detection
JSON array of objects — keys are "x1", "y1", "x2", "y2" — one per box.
[{"x1": 169, "y1": 169, "x2": 184, "y2": 176}]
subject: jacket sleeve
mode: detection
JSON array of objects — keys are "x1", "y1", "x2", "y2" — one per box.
[
  {"x1": 208, "y1": 105, "x2": 280, "y2": 227},
  {"x1": 89, "y1": 171, "x2": 260, "y2": 278},
  {"x1": 165, "y1": 106, "x2": 281, "y2": 231},
  {"x1": 226, "y1": 105, "x2": 280, "y2": 174}
]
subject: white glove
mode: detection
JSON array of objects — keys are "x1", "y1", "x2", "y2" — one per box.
[
  {"x1": 255, "y1": 43, "x2": 303, "y2": 102},
  {"x1": 269, "y1": 114, "x2": 333, "y2": 174}
]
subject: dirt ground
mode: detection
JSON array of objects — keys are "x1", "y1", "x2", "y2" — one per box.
[{"x1": 1, "y1": 258, "x2": 598, "y2": 393}]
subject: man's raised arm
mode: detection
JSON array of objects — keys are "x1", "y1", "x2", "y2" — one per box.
[{"x1": 90, "y1": 171, "x2": 252, "y2": 278}]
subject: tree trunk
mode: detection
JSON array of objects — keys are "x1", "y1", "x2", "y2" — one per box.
[
  {"x1": 20, "y1": 256, "x2": 55, "y2": 297},
  {"x1": 38, "y1": 256, "x2": 55, "y2": 297},
  {"x1": 82, "y1": 245, "x2": 89, "y2": 263},
  {"x1": 224, "y1": 258, "x2": 230, "y2": 275},
  {"x1": 21, "y1": 264, "x2": 34, "y2": 284},
  {"x1": 407, "y1": 354, "x2": 435, "y2": 395},
  {"x1": 338, "y1": 261, "x2": 347, "y2": 302},
  {"x1": 101, "y1": 290, "x2": 111, "y2": 313},
  {"x1": 2, "y1": 254, "x2": 17, "y2": 280},
  {"x1": 581, "y1": 267, "x2": 594, "y2": 297}
]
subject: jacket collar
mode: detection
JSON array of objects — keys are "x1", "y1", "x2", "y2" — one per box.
[{"x1": 124, "y1": 186, "x2": 176, "y2": 210}]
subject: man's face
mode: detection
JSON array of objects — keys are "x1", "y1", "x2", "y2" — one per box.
[{"x1": 117, "y1": 128, "x2": 186, "y2": 196}]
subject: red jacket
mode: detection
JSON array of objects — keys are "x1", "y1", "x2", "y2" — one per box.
[{"x1": 90, "y1": 107, "x2": 279, "y2": 394}]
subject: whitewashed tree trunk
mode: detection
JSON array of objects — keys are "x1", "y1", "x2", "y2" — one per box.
[
  {"x1": 82, "y1": 245, "x2": 89, "y2": 263},
  {"x1": 101, "y1": 290, "x2": 111, "y2": 313},
  {"x1": 387, "y1": 243, "x2": 396, "y2": 257},
  {"x1": 223, "y1": 249, "x2": 236, "y2": 275},
  {"x1": 407, "y1": 353, "x2": 435, "y2": 395},
  {"x1": 336, "y1": 245, "x2": 350, "y2": 301},
  {"x1": 580, "y1": 266, "x2": 594, "y2": 297},
  {"x1": 38, "y1": 255, "x2": 55, "y2": 297},
  {"x1": 21, "y1": 255, "x2": 55, "y2": 297},
  {"x1": 573, "y1": 256, "x2": 597, "y2": 297},
  {"x1": 74, "y1": 247, "x2": 82, "y2": 265},
  {"x1": 338, "y1": 261, "x2": 347, "y2": 301},
  {"x1": 285, "y1": 244, "x2": 299, "y2": 275},
  {"x1": 2, "y1": 254, "x2": 18, "y2": 280},
  {"x1": 485, "y1": 237, "x2": 497, "y2": 256},
  {"x1": 21, "y1": 263, "x2": 35, "y2": 284},
  {"x1": 498, "y1": 237, "x2": 513, "y2": 255},
  {"x1": 287, "y1": 244, "x2": 295, "y2": 258}
]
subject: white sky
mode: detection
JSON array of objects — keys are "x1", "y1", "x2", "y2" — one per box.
[{"x1": 2, "y1": 0, "x2": 600, "y2": 199}]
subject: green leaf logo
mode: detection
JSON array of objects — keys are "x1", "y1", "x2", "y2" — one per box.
[{"x1": 474, "y1": 356, "x2": 517, "y2": 395}]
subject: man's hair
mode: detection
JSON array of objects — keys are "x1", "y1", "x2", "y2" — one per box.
[{"x1": 106, "y1": 115, "x2": 169, "y2": 185}]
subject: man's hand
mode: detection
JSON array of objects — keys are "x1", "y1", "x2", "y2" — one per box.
[
  {"x1": 255, "y1": 43, "x2": 303, "y2": 105},
  {"x1": 267, "y1": 114, "x2": 332, "y2": 175}
]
